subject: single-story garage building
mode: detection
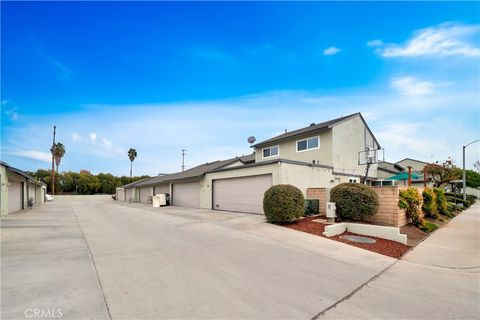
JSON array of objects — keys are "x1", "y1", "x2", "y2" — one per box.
[{"x1": 1, "y1": 161, "x2": 46, "y2": 216}]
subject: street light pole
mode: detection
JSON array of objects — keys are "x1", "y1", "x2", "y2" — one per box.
[
  {"x1": 51, "y1": 126, "x2": 56, "y2": 195},
  {"x1": 463, "y1": 139, "x2": 480, "y2": 201}
]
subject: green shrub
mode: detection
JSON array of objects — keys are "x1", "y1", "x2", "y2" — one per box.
[
  {"x1": 399, "y1": 187, "x2": 423, "y2": 227},
  {"x1": 330, "y1": 183, "x2": 379, "y2": 221},
  {"x1": 447, "y1": 202, "x2": 462, "y2": 213},
  {"x1": 433, "y1": 188, "x2": 454, "y2": 218},
  {"x1": 445, "y1": 196, "x2": 471, "y2": 208},
  {"x1": 422, "y1": 188, "x2": 438, "y2": 219},
  {"x1": 420, "y1": 221, "x2": 438, "y2": 233},
  {"x1": 263, "y1": 184, "x2": 304, "y2": 224}
]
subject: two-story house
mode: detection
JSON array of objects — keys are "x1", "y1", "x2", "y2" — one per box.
[{"x1": 119, "y1": 112, "x2": 381, "y2": 215}]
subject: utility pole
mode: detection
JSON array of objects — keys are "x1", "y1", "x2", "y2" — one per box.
[
  {"x1": 51, "y1": 126, "x2": 56, "y2": 195},
  {"x1": 181, "y1": 149, "x2": 186, "y2": 172}
]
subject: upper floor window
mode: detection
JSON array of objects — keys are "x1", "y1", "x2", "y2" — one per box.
[
  {"x1": 262, "y1": 145, "x2": 279, "y2": 158},
  {"x1": 296, "y1": 136, "x2": 319, "y2": 152}
]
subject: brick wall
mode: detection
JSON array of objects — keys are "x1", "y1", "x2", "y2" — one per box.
[
  {"x1": 308, "y1": 186, "x2": 424, "y2": 227},
  {"x1": 307, "y1": 188, "x2": 327, "y2": 215},
  {"x1": 365, "y1": 186, "x2": 424, "y2": 227}
]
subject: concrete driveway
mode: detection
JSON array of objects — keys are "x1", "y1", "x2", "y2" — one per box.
[
  {"x1": 2, "y1": 200, "x2": 394, "y2": 319},
  {"x1": 1, "y1": 200, "x2": 478, "y2": 319}
]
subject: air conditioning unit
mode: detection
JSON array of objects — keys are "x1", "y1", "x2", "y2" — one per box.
[
  {"x1": 152, "y1": 194, "x2": 167, "y2": 207},
  {"x1": 326, "y1": 202, "x2": 336, "y2": 222}
]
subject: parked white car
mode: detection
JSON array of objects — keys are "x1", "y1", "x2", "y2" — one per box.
[{"x1": 45, "y1": 194, "x2": 54, "y2": 201}]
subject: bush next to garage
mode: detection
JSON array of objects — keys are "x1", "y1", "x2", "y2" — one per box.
[
  {"x1": 263, "y1": 184, "x2": 304, "y2": 224},
  {"x1": 330, "y1": 183, "x2": 379, "y2": 221}
]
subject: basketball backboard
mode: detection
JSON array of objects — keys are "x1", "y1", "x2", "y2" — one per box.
[{"x1": 358, "y1": 148, "x2": 384, "y2": 165}]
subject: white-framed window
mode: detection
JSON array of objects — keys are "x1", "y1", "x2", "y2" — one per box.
[
  {"x1": 348, "y1": 177, "x2": 360, "y2": 183},
  {"x1": 296, "y1": 136, "x2": 320, "y2": 152},
  {"x1": 262, "y1": 145, "x2": 279, "y2": 158}
]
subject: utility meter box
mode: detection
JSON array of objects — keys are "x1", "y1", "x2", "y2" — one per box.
[{"x1": 326, "y1": 202, "x2": 336, "y2": 219}]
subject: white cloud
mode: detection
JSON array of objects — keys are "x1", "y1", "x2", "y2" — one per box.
[
  {"x1": 89, "y1": 132, "x2": 97, "y2": 143},
  {"x1": 8, "y1": 150, "x2": 51, "y2": 163},
  {"x1": 391, "y1": 76, "x2": 435, "y2": 96},
  {"x1": 71, "y1": 132, "x2": 82, "y2": 142},
  {"x1": 3, "y1": 102, "x2": 19, "y2": 121},
  {"x1": 375, "y1": 22, "x2": 480, "y2": 57},
  {"x1": 367, "y1": 39, "x2": 383, "y2": 47},
  {"x1": 101, "y1": 137, "x2": 112, "y2": 147},
  {"x1": 1, "y1": 83, "x2": 478, "y2": 174},
  {"x1": 323, "y1": 46, "x2": 341, "y2": 56}
]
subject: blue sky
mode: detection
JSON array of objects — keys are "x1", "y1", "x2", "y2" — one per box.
[{"x1": 1, "y1": 1, "x2": 479, "y2": 175}]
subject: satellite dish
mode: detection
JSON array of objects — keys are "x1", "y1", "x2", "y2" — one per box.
[{"x1": 247, "y1": 136, "x2": 256, "y2": 144}]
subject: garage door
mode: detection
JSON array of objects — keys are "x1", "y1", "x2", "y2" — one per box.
[
  {"x1": 139, "y1": 187, "x2": 153, "y2": 203},
  {"x1": 125, "y1": 188, "x2": 133, "y2": 202},
  {"x1": 154, "y1": 184, "x2": 169, "y2": 195},
  {"x1": 213, "y1": 174, "x2": 272, "y2": 214},
  {"x1": 117, "y1": 189, "x2": 125, "y2": 201},
  {"x1": 8, "y1": 181, "x2": 23, "y2": 213},
  {"x1": 172, "y1": 182, "x2": 200, "y2": 208},
  {"x1": 28, "y1": 185, "x2": 36, "y2": 203}
]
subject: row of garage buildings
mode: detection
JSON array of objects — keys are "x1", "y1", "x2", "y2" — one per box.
[
  {"x1": 116, "y1": 154, "x2": 357, "y2": 215},
  {"x1": 1, "y1": 161, "x2": 46, "y2": 216}
]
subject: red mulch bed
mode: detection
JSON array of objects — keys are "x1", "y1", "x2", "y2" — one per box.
[{"x1": 284, "y1": 217, "x2": 411, "y2": 259}]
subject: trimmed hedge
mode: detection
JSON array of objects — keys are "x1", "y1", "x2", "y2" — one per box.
[
  {"x1": 263, "y1": 184, "x2": 304, "y2": 224},
  {"x1": 330, "y1": 183, "x2": 379, "y2": 221},
  {"x1": 422, "y1": 188, "x2": 438, "y2": 219}
]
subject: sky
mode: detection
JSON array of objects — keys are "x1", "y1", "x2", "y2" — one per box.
[{"x1": 1, "y1": 1, "x2": 479, "y2": 176}]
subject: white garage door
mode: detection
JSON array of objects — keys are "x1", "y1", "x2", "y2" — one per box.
[
  {"x1": 213, "y1": 174, "x2": 272, "y2": 214},
  {"x1": 117, "y1": 189, "x2": 125, "y2": 201},
  {"x1": 154, "y1": 184, "x2": 169, "y2": 195},
  {"x1": 28, "y1": 185, "x2": 36, "y2": 203},
  {"x1": 139, "y1": 187, "x2": 153, "y2": 203},
  {"x1": 8, "y1": 181, "x2": 23, "y2": 213},
  {"x1": 172, "y1": 182, "x2": 200, "y2": 208},
  {"x1": 125, "y1": 188, "x2": 133, "y2": 202}
]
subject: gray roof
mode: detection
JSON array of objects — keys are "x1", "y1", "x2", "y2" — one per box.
[
  {"x1": 209, "y1": 158, "x2": 333, "y2": 174},
  {"x1": 129, "y1": 153, "x2": 257, "y2": 188},
  {"x1": 121, "y1": 177, "x2": 153, "y2": 189},
  {"x1": 395, "y1": 158, "x2": 429, "y2": 165},
  {"x1": 253, "y1": 112, "x2": 380, "y2": 148},
  {"x1": 132, "y1": 157, "x2": 238, "y2": 188},
  {"x1": 378, "y1": 161, "x2": 404, "y2": 174},
  {"x1": 0, "y1": 161, "x2": 45, "y2": 186}
]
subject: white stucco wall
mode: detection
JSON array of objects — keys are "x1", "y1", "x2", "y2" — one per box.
[
  {"x1": 280, "y1": 162, "x2": 335, "y2": 197},
  {"x1": 331, "y1": 115, "x2": 379, "y2": 178}
]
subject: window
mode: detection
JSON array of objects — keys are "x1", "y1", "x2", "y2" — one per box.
[
  {"x1": 349, "y1": 177, "x2": 360, "y2": 183},
  {"x1": 297, "y1": 136, "x2": 320, "y2": 152},
  {"x1": 262, "y1": 145, "x2": 279, "y2": 158}
]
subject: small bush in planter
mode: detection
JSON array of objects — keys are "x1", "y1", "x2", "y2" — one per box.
[
  {"x1": 263, "y1": 184, "x2": 304, "y2": 224},
  {"x1": 422, "y1": 188, "x2": 438, "y2": 219},
  {"x1": 398, "y1": 187, "x2": 423, "y2": 227},
  {"x1": 330, "y1": 183, "x2": 379, "y2": 221}
]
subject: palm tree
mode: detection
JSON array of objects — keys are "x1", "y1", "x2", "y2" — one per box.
[
  {"x1": 50, "y1": 142, "x2": 65, "y2": 194},
  {"x1": 51, "y1": 142, "x2": 66, "y2": 174},
  {"x1": 128, "y1": 148, "x2": 137, "y2": 182}
]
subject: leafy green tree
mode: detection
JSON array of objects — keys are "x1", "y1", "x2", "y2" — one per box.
[
  {"x1": 424, "y1": 158, "x2": 462, "y2": 187},
  {"x1": 466, "y1": 169, "x2": 480, "y2": 188}
]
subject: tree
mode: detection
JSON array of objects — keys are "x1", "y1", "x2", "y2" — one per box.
[
  {"x1": 465, "y1": 170, "x2": 480, "y2": 188},
  {"x1": 424, "y1": 158, "x2": 462, "y2": 187},
  {"x1": 51, "y1": 143, "x2": 66, "y2": 174},
  {"x1": 128, "y1": 148, "x2": 137, "y2": 182}
]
